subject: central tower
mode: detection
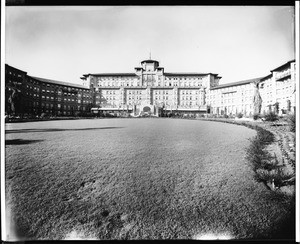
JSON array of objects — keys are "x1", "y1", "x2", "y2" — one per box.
[{"x1": 141, "y1": 59, "x2": 159, "y2": 72}]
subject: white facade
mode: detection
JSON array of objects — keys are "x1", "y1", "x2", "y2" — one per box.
[
  {"x1": 207, "y1": 79, "x2": 259, "y2": 116},
  {"x1": 260, "y1": 60, "x2": 296, "y2": 114},
  {"x1": 81, "y1": 58, "x2": 296, "y2": 117},
  {"x1": 81, "y1": 59, "x2": 221, "y2": 116}
]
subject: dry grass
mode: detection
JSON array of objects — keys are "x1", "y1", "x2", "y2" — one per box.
[{"x1": 5, "y1": 119, "x2": 294, "y2": 240}]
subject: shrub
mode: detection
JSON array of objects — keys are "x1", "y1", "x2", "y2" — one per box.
[
  {"x1": 255, "y1": 166, "x2": 295, "y2": 188},
  {"x1": 256, "y1": 127, "x2": 274, "y2": 145},
  {"x1": 264, "y1": 112, "x2": 278, "y2": 122},
  {"x1": 40, "y1": 113, "x2": 47, "y2": 118},
  {"x1": 246, "y1": 126, "x2": 294, "y2": 190},
  {"x1": 253, "y1": 113, "x2": 261, "y2": 120},
  {"x1": 274, "y1": 102, "x2": 279, "y2": 114},
  {"x1": 237, "y1": 113, "x2": 243, "y2": 118},
  {"x1": 287, "y1": 113, "x2": 295, "y2": 132},
  {"x1": 223, "y1": 114, "x2": 229, "y2": 119}
]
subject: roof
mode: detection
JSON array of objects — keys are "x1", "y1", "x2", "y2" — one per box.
[
  {"x1": 5, "y1": 64, "x2": 27, "y2": 74},
  {"x1": 271, "y1": 60, "x2": 295, "y2": 72},
  {"x1": 82, "y1": 73, "x2": 138, "y2": 77},
  {"x1": 30, "y1": 76, "x2": 89, "y2": 89},
  {"x1": 260, "y1": 74, "x2": 272, "y2": 81},
  {"x1": 164, "y1": 72, "x2": 218, "y2": 76},
  {"x1": 141, "y1": 59, "x2": 159, "y2": 63},
  {"x1": 134, "y1": 67, "x2": 164, "y2": 70},
  {"x1": 210, "y1": 77, "x2": 264, "y2": 90}
]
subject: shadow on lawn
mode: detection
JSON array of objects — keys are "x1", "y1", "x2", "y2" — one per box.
[
  {"x1": 5, "y1": 127, "x2": 124, "y2": 134},
  {"x1": 5, "y1": 139, "x2": 44, "y2": 145},
  {"x1": 266, "y1": 206, "x2": 295, "y2": 241},
  {"x1": 241, "y1": 202, "x2": 295, "y2": 241}
]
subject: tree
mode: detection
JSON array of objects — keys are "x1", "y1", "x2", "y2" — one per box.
[
  {"x1": 287, "y1": 100, "x2": 291, "y2": 112},
  {"x1": 268, "y1": 104, "x2": 272, "y2": 113},
  {"x1": 253, "y1": 82, "x2": 262, "y2": 115},
  {"x1": 6, "y1": 84, "x2": 21, "y2": 116},
  {"x1": 274, "y1": 102, "x2": 279, "y2": 115}
]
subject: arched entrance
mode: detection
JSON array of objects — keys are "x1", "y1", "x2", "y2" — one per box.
[{"x1": 143, "y1": 106, "x2": 151, "y2": 112}]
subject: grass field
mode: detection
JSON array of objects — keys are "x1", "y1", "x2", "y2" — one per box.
[{"x1": 5, "y1": 118, "x2": 295, "y2": 240}]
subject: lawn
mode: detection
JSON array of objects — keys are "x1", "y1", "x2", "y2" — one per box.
[{"x1": 4, "y1": 118, "x2": 295, "y2": 240}]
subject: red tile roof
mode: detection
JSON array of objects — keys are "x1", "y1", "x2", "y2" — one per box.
[
  {"x1": 210, "y1": 77, "x2": 263, "y2": 90},
  {"x1": 30, "y1": 76, "x2": 89, "y2": 89},
  {"x1": 271, "y1": 60, "x2": 295, "y2": 72},
  {"x1": 164, "y1": 72, "x2": 218, "y2": 76},
  {"x1": 141, "y1": 59, "x2": 159, "y2": 63},
  {"x1": 82, "y1": 73, "x2": 138, "y2": 77},
  {"x1": 5, "y1": 64, "x2": 27, "y2": 74}
]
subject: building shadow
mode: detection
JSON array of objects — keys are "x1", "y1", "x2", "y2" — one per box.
[
  {"x1": 5, "y1": 139, "x2": 44, "y2": 145},
  {"x1": 5, "y1": 127, "x2": 124, "y2": 134}
]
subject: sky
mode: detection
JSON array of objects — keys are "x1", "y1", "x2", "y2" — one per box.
[{"x1": 5, "y1": 6, "x2": 295, "y2": 85}]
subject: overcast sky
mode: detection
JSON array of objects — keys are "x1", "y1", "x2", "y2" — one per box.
[{"x1": 5, "y1": 6, "x2": 295, "y2": 85}]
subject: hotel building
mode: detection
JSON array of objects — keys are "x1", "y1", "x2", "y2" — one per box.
[
  {"x1": 259, "y1": 60, "x2": 296, "y2": 114},
  {"x1": 81, "y1": 59, "x2": 221, "y2": 116},
  {"x1": 206, "y1": 77, "x2": 263, "y2": 116},
  {"x1": 5, "y1": 64, "x2": 94, "y2": 116},
  {"x1": 5, "y1": 58, "x2": 296, "y2": 117}
]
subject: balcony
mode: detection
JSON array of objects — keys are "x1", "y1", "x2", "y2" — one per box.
[
  {"x1": 98, "y1": 86, "x2": 123, "y2": 89},
  {"x1": 176, "y1": 86, "x2": 202, "y2": 89},
  {"x1": 98, "y1": 85, "x2": 202, "y2": 89},
  {"x1": 222, "y1": 90, "x2": 237, "y2": 94},
  {"x1": 173, "y1": 105, "x2": 208, "y2": 111},
  {"x1": 276, "y1": 70, "x2": 291, "y2": 81}
]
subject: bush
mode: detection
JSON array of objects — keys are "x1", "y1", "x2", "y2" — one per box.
[
  {"x1": 274, "y1": 102, "x2": 279, "y2": 114},
  {"x1": 256, "y1": 128, "x2": 274, "y2": 145},
  {"x1": 287, "y1": 113, "x2": 295, "y2": 132},
  {"x1": 246, "y1": 126, "x2": 294, "y2": 190},
  {"x1": 264, "y1": 112, "x2": 278, "y2": 121},
  {"x1": 40, "y1": 113, "x2": 47, "y2": 118},
  {"x1": 253, "y1": 113, "x2": 261, "y2": 120},
  {"x1": 223, "y1": 114, "x2": 229, "y2": 119},
  {"x1": 237, "y1": 112, "x2": 243, "y2": 118},
  {"x1": 255, "y1": 167, "x2": 294, "y2": 187}
]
